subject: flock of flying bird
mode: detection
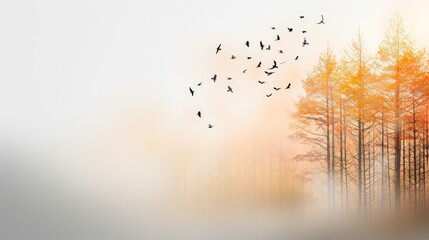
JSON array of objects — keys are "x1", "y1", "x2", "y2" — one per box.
[{"x1": 189, "y1": 15, "x2": 325, "y2": 128}]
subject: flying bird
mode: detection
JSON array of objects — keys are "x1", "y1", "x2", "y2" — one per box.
[
  {"x1": 197, "y1": 82, "x2": 202, "y2": 86},
  {"x1": 260, "y1": 41, "x2": 265, "y2": 50},
  {"x1": 317, "y1": 15, "x2": 325, "y2": 24},
  {"x1": 286, "y1": 83, "x2": 291, "y2": 89},
  {"x1": 266, "y1": 45, "x2": 271, "y2": 50},
  {"x1": 257, "y1": 62, "x2": 262, "y2": 68},
  {"x1": 295, "y1": 56, "x2": 299, "y2": 60},
  {"x1": 266, "y1": 94, "x2": 272, "y2": 97},
  {"x1": 274, "y1": 87, "x2": 281, "y2": 91},
  {"x1": 288, "y1": 28, "x2": 293, "y2": 32},
  {"x1": 216, "y1": 44, "x2": 221, "y2": 54},
  {"x1": 269, "y1": 60, "x2": 278, "y2": 70},
  {"x1": 275, "y1": 35, "x2": 280, "y2": 41},
  {"x1": 189, "y1": 87, "x2": 194, "y2": 96},
  {"x1": 231, "y1": 55, "x2": 237, "y2": 59},
  {"x1": 279, "y1": 50, "x2": 284, "y2": 54},
  {"x1": 258, "y1": 81, "x2": 266, "y2": 84},
  {"x1": 227, "y1": 86, "x2": 233, "y2": 93},
  {"x1": 211, "y1": 74, "x2": 217, "y2": 82},
  {"x1": 227, "y1": 77, "x2": 232, "y2": 80},
  {"x1": 265, "y1": 71, "x2": 274, "y2": 76},
  {"x1": 208, "y1": 124, "x2": 213, "y2": 128},
  {"x1": 245, "y1": 41, "x2": 250, "y2": 47},
  {"x1": 247, "y1": 56, "x2": 252, "y2": 59},
  {"x1": 302, "y1": 37, "x2": 309, "y2": 47},
  {"x1": 197, "y1": 111, "x2": 201, "y2": 118},
  {"x1": 300, "y1": 16, "x2": 304, "y2": 19},
  {"x1": 243, "y1": 69, "x2": 247, "y2": 73},
  {"x1": 302, "y1": 30, "x2": 307, "y2": 33},
  {"x1": 271, "y1": 27, "x2": 276, "y2": 30}
]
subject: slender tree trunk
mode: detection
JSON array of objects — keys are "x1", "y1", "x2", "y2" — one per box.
[
  {"x1": 419, "y1": 136, "x2": 423, "y2": 219},
  {"x1": 340, "y1": 101, "x2": 344, "y2": 215},
  {"x1": 394, "y1": 81, "x2": 402, "y2": 216},
  {"x1": 326, "y1": 95, "x2": 331, "y2": 214},
  {"x1": 413, "y1": 101, "x2": 418, "y2": 218},
  {"x1": 344, "y1": 112, "x2": 349, "y2": 214},
  {"x1": 331, "y1": 85, "x2": 336, "y2": 216},
  {"x1": 381, "y1": 111, "x2": 386, "y2": 214},
  {"x1": 403, "y1": 129, "x2": 407, "y2": 212},
  {"x1": 363, "y1": 121, "x2": 367, "y2": 216},
  {"x1": 368, "y1": 129, "x2": 372, "y2": 214},
  {"x1": 372, "y1": 131, "x2": 376, "y2": 215},
  {"x1": 423, "y1": 107, "x2": 429, "y2": 220},
  {"x1": 387, "y1": 127, "x2": 392, "y2": 215},
  {"x1": 408, "y1": 135, "x2": 412, "y2": 212},
  {"x1": 358, "y1": 116, "x2": 363, "y2": 216}
]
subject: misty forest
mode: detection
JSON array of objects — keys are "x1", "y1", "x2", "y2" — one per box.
[{"x1": 181, "y1": 14, "x2": 429, "y2": 223}]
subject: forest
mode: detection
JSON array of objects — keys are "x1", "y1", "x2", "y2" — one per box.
[{"x1": 294, "y1": 14, "x2": 429, "y2": 221}]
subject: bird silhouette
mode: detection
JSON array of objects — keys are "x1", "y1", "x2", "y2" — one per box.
[
  {"x1": 295, "y1": 56, "x2": 299, "y2": 60},
  {"x1": 266, "y1": 94, "x2": 272, "y2": 97},
  {"x1": 231, "y1": 55, "x2": 237, "y2": 59},
  {"x1": 269, "y1": 60, "x2": 278, "y2": 70},
  {"x1": 275, "y1": 35, "x2": 280, "y2": 41},
  {"x1": 274, "y1": 87, "x2": 281, "y2": 91},
  {"x1": 271, "y1": 27, "x2": 276, "y2": 30},
  {"x1": 302, "y1": 37, "x2": 309, "y2": 47},
  {"x1": 258, "y1": 81, "x2": 266, "y2": 84},
  {"x1": 266, "y1": 45, "x2": 271, "y2": 50},
  {"x1": 260, "y1": 41, "x2": 265, "y2": 50},
  {"x1": 227, "y1": 86, "x2": 233, "y2": 93},
  {"x1": 245, "y1": 41, "x2": 250, "y2": 47},
  {"x1": 286, "y1": 83, "x2": 291, "y2": 89},
  {"x1": 300, "y1": 16, "x2": 304, "y2": 19},
  {"x1": 208, "y1": 124, "x2": 213, "y2": 128},
  {"x1": 317, "y1": 15, "x2": 325, "y2": 24},
  {"x1": 257, "y1": 62, "x2": 262, "y2": 68},
  {"x1": 288, "y1": 28, "x2": 293, "y2": 32},
  {"x1": 302, "y1": 30, "x2": 307, "y2": 33},
  {"x1": 211, "y1": 74, "x2": 217, "y2": 82},
  {"x1": 243, "y1": 69, "x2": 247, "y2": 73},
  {"x1": 216, "y1": 44, "x2": 221, "y2": 54},
  {"x1": 197, "y1": 111, "x2": 201, "y2": 118},
  {"x1": 197, "y1": 82, "x2": 202, "y2": 86},
  {"x1": 227, "y1": 77, "x2": 232, "y2": 80},
  {"x1": 265, "y1": 71, "x2": 274, "y2": 76},
  {"x1": 189, "y1": 87, "x2": 194, "y2": 96},
  {"x1": 247, "y1": 56, "x2": 252, "y2": 59},
  {"x1": 279, "y1": 50, "x2": 284, "y2": 54}
]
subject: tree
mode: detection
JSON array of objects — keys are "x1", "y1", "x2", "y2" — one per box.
[
  {"x1": 341, "y1": 29, "x2": 377, "y2": 216},
  {"x1": 377, "y1": 14, "x2": 413, "y2": 215},
  {"x1": 294, "y1": 47, "x2": 337, "y2": 214}
]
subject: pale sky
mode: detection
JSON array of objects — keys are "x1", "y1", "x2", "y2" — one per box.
[{"x1": 1, "y1": 0, "x2": 428, "y2": 148}]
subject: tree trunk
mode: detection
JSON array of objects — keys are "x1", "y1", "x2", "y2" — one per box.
[
  {"x1": 340, "y1": 100, "x2": 344, "y2": 215},
  {"x1": 381, "y1": 111, "x2": 386, "y2": 214},
  {"x1": 394, "y1": 81, "x2": 401, "y2": 216},
  {"x1": 413, "y1": 101, "x2": 418, "y2": 218},
  {"x1": 326, "y1": 94, "x2": 331, "y2": 214},
  {"x1": 358, "y1": 116, "x2": 363, "y2": 216},
  {"x1": 331, "y1": 85, "x2": 336, "y2": 216}
]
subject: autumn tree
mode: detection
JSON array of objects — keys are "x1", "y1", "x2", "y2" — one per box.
[
  {"x1": 294, "y1": 47, "x2": 337, "y2": 214},
  {"x1": 340, "y1": 29, "x2": 378, "y2": 217},
  {"x1": 377, "y1": 14, "x2": 413, "y2": 215}
]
